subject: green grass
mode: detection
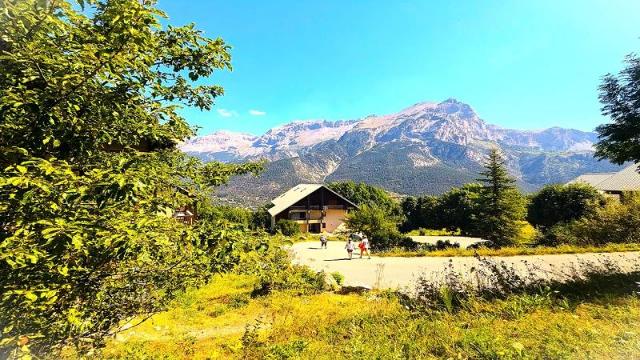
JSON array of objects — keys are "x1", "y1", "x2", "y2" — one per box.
[
  {"x1": 377, "y1": 243, "x2": 640, "y2": 258},
  {"x1": 96, "y1": 273, "x2": 640, "y2": 359},
  {"x1": 278, "y1": 232, "x2": 348, "y2": 244}
]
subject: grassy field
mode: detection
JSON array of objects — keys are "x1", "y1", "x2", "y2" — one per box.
[
  {"x1": 377, "y1": 243, "x2": 640, "y2": 258},
  {"x1": 98, "y1": 273, "x2": 640, "y2": 359}
]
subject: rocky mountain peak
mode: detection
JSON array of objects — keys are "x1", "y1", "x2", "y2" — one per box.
[
  {"x1": 182, "y1": 99, "x2": 598, "y2": 159},
  {"x1": 183, "y1": 99, "x2": 618, "y2": 205},
  {"x1": 436, "y1": 98, "x2": 476, "y2": 118}
]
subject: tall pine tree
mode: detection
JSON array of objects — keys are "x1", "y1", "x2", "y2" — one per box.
[{"x1": 476, "y1": 148, "x2": 526, "y2": 246}]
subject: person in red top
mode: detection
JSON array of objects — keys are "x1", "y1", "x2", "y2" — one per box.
[{"x1": 359, "y1": 236, "x2": 371, "y2": 259}]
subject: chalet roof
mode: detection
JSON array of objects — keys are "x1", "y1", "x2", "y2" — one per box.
[
  {"x1": 568, "y1": 163, "x2": 640, "y2": 191},
  {"x1": 268, "y1": 183, "x2": 358, "y2": 217},
  {"x1": 568, "y1": 173, "x2": 616, "y2": 188},
  {"x1": 596, "y1": 163, "x2": 640, "y2": 191}
]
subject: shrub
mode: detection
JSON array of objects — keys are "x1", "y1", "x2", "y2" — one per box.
[
  {"x1": 527, "y1": 183, "x2": 605, "y2": 230},
  {"x1": 330, "y1": 272, "x2": 345, "y2": 286},
  {"x1": 434, "y1": 240, "x2": 460, "y2": 250},
  {"x1": 251, "y1": 205, "x2": 272, "y2": 230},
  {"x1": 276, "y1": 219, "x2": 301, "y2": 236},
  {"x1": 235, "y1": 239, "x2": 324, "y2": 295},
  {"x1": 539, "y1": 197, "x2": 640, "y2": 246}
]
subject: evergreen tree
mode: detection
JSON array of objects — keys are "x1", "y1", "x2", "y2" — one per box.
[
  {"x1": 595, "y1": 54, "x2": 640, "y2": 165},
  {"x1": 476, "y1": 148, "x2": 526, "y2": 246}
]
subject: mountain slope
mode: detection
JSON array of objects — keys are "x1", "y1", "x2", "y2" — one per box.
[{"x1": 183, "y1": 99, "x2": 620, "y2": 205}]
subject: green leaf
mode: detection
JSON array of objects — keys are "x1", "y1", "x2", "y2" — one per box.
[
  {"x1": 58, "y1": 266, "x2": 69, "y2": 276},
  {"x1": 71, "y1": 236, "x2": 83, "y2": 250},
  {"x1": 24, "y1": 292, "x2": 38, "y2": 302}
]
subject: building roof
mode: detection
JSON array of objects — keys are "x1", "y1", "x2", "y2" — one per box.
[
  {"x1": 568, "y1": 163, "x2": 640, "y2": 192},
  {"x1": 596, "y1": 163, "x2": 640, "y2": 191},
  {"x1": 268, "y1": 183, "x2": 358, "y2": 216},
  {"x1": 568, "y1": 173, "x2": 616, "y2": 188}
]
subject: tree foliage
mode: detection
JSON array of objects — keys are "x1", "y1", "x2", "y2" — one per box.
[
  {"x1": 437, "y1": 184, "x2": 484, "y2": 234},
  {"x1": 401, "y1": 184, "x2": 482, "y2": 234},
  {"x1": 401, "y1": 150, "x2": 526, "y2": 246},
  {"x1": 0, "y1": 0, "x2": 262, "y2": 355},
  {"x1": 527, "y1": 183, "x2": 605, "y2": 230},
  {"x1": 344, "y1": 205, "x2": 405, "y2": 249},
  {"x1": 541, "y1": 195, "x2": 640, "y2": 246},
  {"x1": 475, "y1": 149, "x2": 526, "y2": 246},
  {"x1": 595, "y1": 54, "x2": 640, "y2": 165},
  {"x1": 0, "y1": 0, "x2": 231, "y2": 165},
  {"x1": 275, "y1": 219, "x2": 301, "y2": 236},
  {"x1": 327, "y1": 181, "x2": 400, "y2": 216}
]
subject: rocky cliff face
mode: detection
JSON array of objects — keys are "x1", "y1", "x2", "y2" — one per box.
[{"x1": 181, "y1": 99, "x2": 619, "y2": 205}]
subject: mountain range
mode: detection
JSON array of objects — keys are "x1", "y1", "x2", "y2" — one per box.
[{"x1": 181, "y1": 99, "x2": 621, "y2": 206}]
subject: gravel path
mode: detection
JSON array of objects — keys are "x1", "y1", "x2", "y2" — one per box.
[{"x1": 290, "y1": 241, "x2": 640, "y2": 291}]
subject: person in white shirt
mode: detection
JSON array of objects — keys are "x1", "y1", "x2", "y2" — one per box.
[{"x1": 345, "y1": 238, "x2": 354, "y2": 260}]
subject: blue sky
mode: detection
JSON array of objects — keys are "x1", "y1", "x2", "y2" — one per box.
[{"x1": 158, "y1": 0, "x2": 640, "y2": 136}]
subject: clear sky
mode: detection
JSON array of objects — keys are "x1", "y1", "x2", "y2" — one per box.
[{"x1": 157, "y1": 0, "x2": 640, "y2": 136}]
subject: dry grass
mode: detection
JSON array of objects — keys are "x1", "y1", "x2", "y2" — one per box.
[
  {"x1": 98, "y1": 273, "x2": 640, "y2": 359},
  {"x1": 377, "y1": 243, "x2": 640, "y2": 258}
]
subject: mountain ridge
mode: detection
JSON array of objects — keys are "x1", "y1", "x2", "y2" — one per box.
[{"x1": 181, "y1": 99, "x2": 619, "y2": 206}]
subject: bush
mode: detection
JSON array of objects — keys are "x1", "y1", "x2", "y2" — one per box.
[
  {"x1": 539, "y1": 197, "x2": 640, "y2": 246},
  {"x1": 527, "y1": 183, "x2": 605, "y2": 230},
  {"x1": 330, "y1": 272, "x2": 345, "y2": 286},
  {"x1": 251, "y1": 205, "x2": 272, "y2": 230},
  {"x1": 235, "y1": 238, "x2": 324, "y2": 295},
  {"x1": 276, "y1": 219, "x2": 301, "y2": 236},
  {"x1": 434, "y1": 240, "x2": 460, "y2": 250}
]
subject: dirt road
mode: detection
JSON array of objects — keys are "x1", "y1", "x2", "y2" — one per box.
[{"x1": 290, "y1": 241, "x2": 640, "y2": 291}]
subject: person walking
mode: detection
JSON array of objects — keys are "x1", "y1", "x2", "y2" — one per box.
[
  {"x1": 320, "y1": 234, "x2": 328, "y2": 249},
  {"x1": 359, "y1": 236, "x2": 371, "y2": 259},
  {"x1": 345, "y1": 238, "x2": 355, "y2": 260}
]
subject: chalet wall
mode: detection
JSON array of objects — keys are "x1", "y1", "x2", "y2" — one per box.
[{"x1": 324, "y1": 208, "x2": 347, "y2": 233}]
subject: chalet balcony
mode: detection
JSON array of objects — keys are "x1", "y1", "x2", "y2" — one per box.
[
  {"x1": 288, "y1": 205, "x2": 346, "y2": 211},
  {"x1": 288, "y1": 212, "x2": 323, "y2": 221}
]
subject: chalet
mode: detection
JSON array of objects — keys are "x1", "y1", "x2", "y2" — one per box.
[
  {"x1": 567, "y1": 163, "x2": 640, "y2": 201},
  {"x1": 268, "y1": 184, "x2": 358, "y2": 233},
  {"x1": 172, "y1": 186, "x2": 198, "y2": 225}
]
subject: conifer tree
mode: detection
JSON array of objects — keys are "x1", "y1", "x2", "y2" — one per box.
[{"x1": 476, "y1": 148, "x2": 526, "y2": 246}]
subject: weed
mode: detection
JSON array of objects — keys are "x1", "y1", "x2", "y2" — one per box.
[{"x1": 330, "y1": 272, "x2": 345, "y2": 286}]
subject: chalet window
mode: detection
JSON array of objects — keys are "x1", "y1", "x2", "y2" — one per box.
[
  {"x1": 322, "y1": 223, "x2": 326, "y2": 228},
  {"x1": 290, "y1": 211, "x2": 306, "y2": 220}
]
